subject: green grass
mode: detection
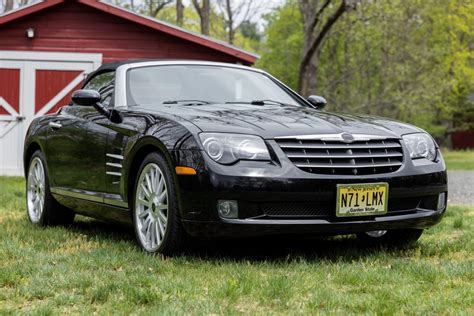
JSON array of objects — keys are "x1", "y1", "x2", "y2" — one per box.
[
  {"x1": 443, "y1": 150, "x2": 474, "y2": 170},
  {"x1": 1, "y1": 177, "x2": 473, "y2": 314}
]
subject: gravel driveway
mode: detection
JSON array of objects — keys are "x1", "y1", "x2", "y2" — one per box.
[{"x1": 448, "y1": 171, "x2": 474, "y2": 206}]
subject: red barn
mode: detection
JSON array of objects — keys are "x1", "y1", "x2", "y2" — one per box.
[{"x1": 0, "y1": 0, "x2": 257, "y2": 175}]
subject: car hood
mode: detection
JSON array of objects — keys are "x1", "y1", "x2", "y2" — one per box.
[{"x1": 137, "y1": 104, "x2": 422, "y2": 139}]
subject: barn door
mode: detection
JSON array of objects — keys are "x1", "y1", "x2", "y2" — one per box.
[{"x1": 0, "y1": 51, "x2": 102, "y2": 176}]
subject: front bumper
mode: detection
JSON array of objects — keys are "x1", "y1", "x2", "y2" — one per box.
[
  {"x1": 182, "y1": 209, "x2": 445, "y2": 237},
  {"x1": 173, "y1": 148, "x2": 448, "y2": 238}
]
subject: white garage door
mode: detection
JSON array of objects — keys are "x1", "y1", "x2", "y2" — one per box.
[{"x1": 0, "y1": 51, "x2": 102, "y2": 176}]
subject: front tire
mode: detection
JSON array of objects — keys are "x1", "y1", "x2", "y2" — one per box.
[
  {"x1": 132, "y1": 152, "x2": 185, "y2": 255},
  {"x1": 357, "y1": 229, "x2": 424, "y2": 248},
  {"x1": 26, "y1": 150, "x2": 75, "y2": 226}
]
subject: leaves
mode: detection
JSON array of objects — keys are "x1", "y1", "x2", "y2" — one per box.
[{"x1": 259, "y1": 0, "x2": 474, "y2": 142}]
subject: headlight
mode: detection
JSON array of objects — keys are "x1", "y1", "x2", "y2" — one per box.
[
  {"x1": 199, "y1": 133, "x2": 271, "y2": 164},
  {"x1": 402, "y1": 133, "x2": 437, "y2": 161}
]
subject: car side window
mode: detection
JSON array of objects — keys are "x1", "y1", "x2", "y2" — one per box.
[{"x1": 83, "y1": 71, "x2": 115, "y2": 107}]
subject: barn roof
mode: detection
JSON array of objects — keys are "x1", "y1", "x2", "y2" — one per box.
[{"x1": 0, "y1": 0, "x2": 258, "y2": 65}]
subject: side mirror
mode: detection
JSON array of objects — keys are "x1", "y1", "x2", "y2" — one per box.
[
  {"x1": 71, "y1": 89, "x2": 122, "y2": 123},
  {"x1": 71, "y1": 89, "x2": 100, "y2": 106},
  {"x1": 307, "y1": 95, "x2": 327, "y2": 109}
]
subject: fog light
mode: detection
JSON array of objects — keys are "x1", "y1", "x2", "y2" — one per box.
[
  {"x1": 437, "y1": 192, "x2": 446, "y2": 211},
  {"x1": 218, "y1": 200, "x2": 238, "y2": 219}
]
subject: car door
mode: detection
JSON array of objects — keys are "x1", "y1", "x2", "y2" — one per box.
[{"x1": 46, "y1": 72, "x2": 115, "y2": 194}]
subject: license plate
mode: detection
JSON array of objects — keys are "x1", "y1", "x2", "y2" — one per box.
[{"x1": 336, "y1": 183, "x2": 388, "y2": 217}]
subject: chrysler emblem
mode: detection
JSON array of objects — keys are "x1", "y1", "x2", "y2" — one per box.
[{"x1": 341, "y1": 132, "x2": 354, "y2": 143}]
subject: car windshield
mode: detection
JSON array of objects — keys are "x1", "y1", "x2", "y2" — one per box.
[{"x1": 126, "y1": 65, "x2": 301, "y2": 107}]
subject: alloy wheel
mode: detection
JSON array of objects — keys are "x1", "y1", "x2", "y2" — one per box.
[
  {"x1": 135, "y1": 163, "x2": 169, "y2": 252},
  {"x1": 27, "y1": 157, "x2": 46, "y2": 223}
]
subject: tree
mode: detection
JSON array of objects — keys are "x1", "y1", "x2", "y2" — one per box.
[
  {"x1": 298, "y1": 0, "x2": 355, "y2": 96},
  {"x1": 191, "y1": 0, "x2": 211, "y2": 35},
  {"x1": 145, "y1": 0, "x2": 173, "y2": 18},
  {"x1": 260, "y1": 0, "x2": 474, "y2": 142},
  {"x1": 217, "y1": 0, "x2": 261, "y2": 45},
  {"x1": 257, "y1": 3, "x2": 303, "y2": 89},
  {"x1": 240, "y1": 20, "x2": 262, "y2": 42}
]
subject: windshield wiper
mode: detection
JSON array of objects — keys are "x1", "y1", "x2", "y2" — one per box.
[
  {"x1": 163, "y1": 100, "x2": 212, "y2": 105},
  {"x1": 225, "y1": 100, "x2": 288, "y2": 106}
]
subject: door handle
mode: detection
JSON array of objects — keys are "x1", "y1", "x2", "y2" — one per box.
[
  {"x1": 48, "y1": 121, "x2": 62, "y2": 129},
  {"x1": 16, "y1": 115, "x2": 26, "y2": 121}
]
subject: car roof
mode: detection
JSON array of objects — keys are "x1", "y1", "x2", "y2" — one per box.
[{"x1": 84, "y1": 59, "x2": 258, "y2": 83}]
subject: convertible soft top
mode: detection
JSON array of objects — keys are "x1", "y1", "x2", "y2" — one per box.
[{"x1": 85, "y1": 59, "x2": 189, "y2": 83}]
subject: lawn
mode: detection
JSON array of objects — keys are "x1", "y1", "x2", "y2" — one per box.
[
  {"x1": 443, "y1": 150, "x2": 474, "y2": 170},
  {"x1": 1, "y1": 176, "x2": 473, "y2": 314}
]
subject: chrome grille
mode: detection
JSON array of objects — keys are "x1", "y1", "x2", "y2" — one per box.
[{"x1": 276, "y1": 137, "x2": 404, "y2": 175}]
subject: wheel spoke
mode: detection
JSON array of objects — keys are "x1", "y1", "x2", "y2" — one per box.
[
  {"x1": 145, "y1": 173, "x2": 153, "y2": 194},
  {"x1": 151, "y1": 168, "x2": 157, "y2": 192},
  {"x1": 138, "y1": 210, "x2": 150, "y2": 219},
  {"x1": 155, "y1": 222, "x2": 161, "y2": 244},
  {"x1": 140, "y1": 183, "x2": 151, "y2": 198},
  {"x1": 145, "y1": 220, "x2": 153, "y2": 244},
  {"x1": 150, "y1": 221, "x2": 156, "y2": 248},
  {"x1": 157, "y1": 191, "x2": 167, "y2": 204},
  {"x1": 33, "y1": 197, "x2": 39, "y2": 210},
  {"x1": 156, "y1": 176, "x2": 164, "y2": 195},
  {"x1": 34, "y1": 165, "x2": 39, "y2": 182},
  {"x1": 141, "y1": 217, "x2": 151, "y2": 233},
  {"x1": 158, "y1": 211, "x2": 167, "y2": 225},
  {"x1": 154, "y1": 168, "x2": 160, "y2": 192},
  {"x1": 157, "y1": 217, "x2": 165, "y2": 238},
  {"x1": 137, "y1": 197, "x2": 149, "y2": 206}
]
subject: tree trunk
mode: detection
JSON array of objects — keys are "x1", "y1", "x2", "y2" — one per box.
[
  {"x1": 299, "y1": 57, "x2": 318, "y2": 98},
  {"x1": 225, "y1": 0, "x2": 234, "y2": 44},
  {"x1": 4, "y1": 0, "x2": 14, "y2": 12},
  {"x1": 192, "y1": 0, "x2": 211, "y2": 35},
  {"x1": 228, "y1": 27, "x2": 235, "y2": 44},
  {"x1": 176, "y1": 0, "x2": 184, "y2": 27},
  {"x1": 201, "y1": 0, "x2": 210, "y2": 35}
]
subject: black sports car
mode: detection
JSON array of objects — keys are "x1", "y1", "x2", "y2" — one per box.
[{"x1": 24, "y1": 60, "x2": 447, "y2": 254}]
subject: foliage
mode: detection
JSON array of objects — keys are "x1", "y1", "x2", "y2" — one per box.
[
  {"x1": 257, "y1": 2, "x2": 303, "y2": 90},
  {"x1": 0, "y1": 176, "x2": 473, "y2": 313},
  {"x1": 3, "y1": 0, "x2": 472, "y2": 143},
  {"x1": 448, "y1": 0, "x2": 474, "y2": 131},
  {"x1": 259, "y1": 0, "x2": 474, "y2": 142}
]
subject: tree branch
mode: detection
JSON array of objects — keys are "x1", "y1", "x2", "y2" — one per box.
[
  {"x1": 152, "y1": 0, "x2": 172, "y2": 17},
  {"x1": 308, "y1": 0, "x2": 332, "y2": 34},
  {"x1": 191, "y1": 0, "x2": 202, "y2": 18},
  {"x1": 301, "y1": 0, "x2": 347, "y2": 72}
]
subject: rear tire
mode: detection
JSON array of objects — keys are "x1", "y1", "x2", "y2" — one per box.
[
  {"x1": 26, "y1": 150, "x2": 75, "y2": 226},
  {"x1": 132, "y1": 152, "x2": 186, "y2": 255},
  {"x1": 357, "y1": 229, "x2": 423, "y2": 248}
]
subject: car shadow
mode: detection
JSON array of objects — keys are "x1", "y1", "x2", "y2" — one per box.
[
  {"x1": 68, "y1": 217, "x2": 411, "y2": 262},
  {"x1": 187, "y1": 235, "x2": 402, "y2": 262},
  {"x1": 69, "y1": 216, "x2": 135, "y2": 242}
]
